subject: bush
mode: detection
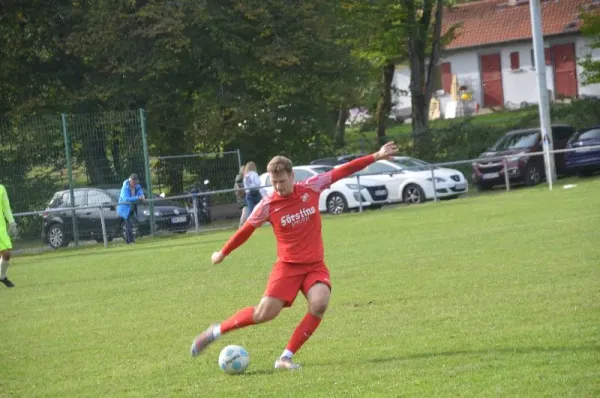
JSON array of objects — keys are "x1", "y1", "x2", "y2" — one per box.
[
  {"x1": 332, "y1": 98, "x2": 600, "y2": 182},
  {"x1": 412, "y1": 98, "x2": 600, "y2": 163}
]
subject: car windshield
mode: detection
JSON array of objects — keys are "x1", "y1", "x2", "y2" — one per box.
[
  {"x1": 491, "y1": 131, "x2": 539, "y2": 151},
  {"x1": 569, "y1": 127, "x2": 600, "y2": 142},
  {"x1": 391, "y1": 157, "x2": 430, "y2": 171},
  {"x1": 106, "y1": 189, "x2": 121, "y2": 200}
]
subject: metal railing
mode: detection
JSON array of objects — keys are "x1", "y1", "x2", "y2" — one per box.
[{"x1": 10, "y1": 144, "x2": 599, "y2": 253}]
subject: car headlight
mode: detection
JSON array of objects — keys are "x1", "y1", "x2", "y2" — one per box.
[
  {"x1": 345, "y1": 184, "x2": 364, "y2": 190},
  {"x1": 426, "y1": 177, "x2": 446, "y2": 183}
]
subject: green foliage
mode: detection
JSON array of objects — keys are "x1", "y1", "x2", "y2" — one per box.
[
  {"x1": 1, "y1": 1, "x2": 367, "y2": 194},
  {"x1": 342, "y1": 98, "x2": 600, "y2": 178},
  {"x1": 0, "y1": 115, "x2": 66, "y2": 212},
  {"x1": 579, "y1": 11, "x2": 600, "y2": 85},
  {"x1": 338, "y1": 1, "x2": 409, "y2": 67}
]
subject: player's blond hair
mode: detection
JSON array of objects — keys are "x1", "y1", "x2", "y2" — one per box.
[
  {"x1": 267, "y1": 155, "x2": 293, "y2": 174},
  {"x1": 244, "y1": 161, "x2": 257, "y2": 174}
]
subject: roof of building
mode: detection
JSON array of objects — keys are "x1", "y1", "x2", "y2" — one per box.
[{"x1": 442, "y1": 0, "x2": 598, "y2": 50}]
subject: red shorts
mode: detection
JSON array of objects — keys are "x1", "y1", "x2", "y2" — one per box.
[{"x1": 263, "y1": 260, "x2": 332, "y2": 307}]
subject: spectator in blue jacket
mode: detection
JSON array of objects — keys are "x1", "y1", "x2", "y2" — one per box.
[{"x1": 117, "y1": 173, "x2": 145, "y2": 244}]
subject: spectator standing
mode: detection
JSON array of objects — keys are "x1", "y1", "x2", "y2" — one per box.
[{"x1": 117, "y1": 173, "x2": 145, "y2": 244}]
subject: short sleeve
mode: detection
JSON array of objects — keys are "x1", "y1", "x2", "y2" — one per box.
[
  {"x1": 300, "y1": 172, "x2": 333, "y2": 193},
  {"x1": 246, "y1": 199, "x2": 270, "y2": 227}
]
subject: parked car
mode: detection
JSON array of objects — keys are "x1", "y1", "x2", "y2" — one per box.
[
  {"x1": 259, "y1": 165, "x2": 389, "y2": 214},
  {"x1": 310, "y1": 154, "x2": 362, "y2": 167},
  {"x1": 472, "y1": 124, "x2": 576, "y2": 190},
  {"x1": 565, "y1": 125, "x2": 600, "y2": 177},
  {"x1": 339, "y1": 157, "x2": 468, "y2": 204},
  {"x1": 42, "y1": 188, "x2": 190, "y2": 249}
]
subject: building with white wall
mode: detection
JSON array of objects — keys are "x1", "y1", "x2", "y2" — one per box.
[{"x1": 391, "y1": 0, "x2": 600, "y2": 115}]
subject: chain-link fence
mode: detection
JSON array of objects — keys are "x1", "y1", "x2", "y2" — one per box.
[
  {"x1": 0, "y1": 110, "x2": 152, "y2": 252},
  {"x1": 1, "y1": 109, "x2": 248, "y2": 253},
  {"x1": 0, "y1": 115, "x2": 67, "y2": 249},
  {"x1": 4, "y1": 103, "x2": 599, "y2": 254},
  {"x1": 149, "y1": 150, "x2": 243, "y2": 234}
]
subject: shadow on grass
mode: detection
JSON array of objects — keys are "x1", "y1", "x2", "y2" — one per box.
[
  {"x1": 240, "y1": 369, "x2": 278, "y2": 376},
  {"x1": 313, "y1": 345, "x2": 599, "y2": 367},
  {"x1": 19, "y1": 235, "x2": 229, "y2": 265}
]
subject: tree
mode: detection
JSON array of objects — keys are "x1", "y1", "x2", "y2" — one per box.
[
  {"x1": 579, "y1": 10, "x2": 600, "y2": 85},
  {"x1": 0, "y1": 0, "x2": 371, "y2": 193},
  {"x1": 339, "y1": 1, "x2": 409, "y2": 142},
  {"x1": 400, "y1": 0, "x2": 445, "y2": 148}
]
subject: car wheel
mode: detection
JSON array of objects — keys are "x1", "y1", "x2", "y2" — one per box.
[
  {"x1": 48, "y1": 224, "x2": 70, "y2": 249},
  {"x1": 524, "y1": 163, "x2": 542, "y2": 186},
  {"x1": 326, "y1": 193, "x2": 348, "y2": 214},
  {"x1": 402, "y1": 184, "x2": 426, "y2": 204}
]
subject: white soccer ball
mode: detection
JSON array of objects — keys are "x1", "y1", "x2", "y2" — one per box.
[{"x1": 218, "y1": 345, "x2": 250, "y2": 375}]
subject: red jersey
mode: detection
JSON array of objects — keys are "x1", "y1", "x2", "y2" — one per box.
[{"x1": 221, "y1": 154, "x2": 376, "y2": 264}]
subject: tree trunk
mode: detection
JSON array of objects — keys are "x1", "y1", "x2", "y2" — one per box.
[
  {"x1": 376, "y1": 61, "x2": 396, "y2": 144},
  {"x1": 81, "y1": 129, "x2": 117, "y2": 185},
  {"x1": 335, "y1": 108, "x2": 349, "y2": 149},
  {"x1": 410, "y1": 0, "x2": 444, "y2": 157},
  {"x1": 425, "y1": 0, "x2": 445, "y2": 111},
  {"x1": 164, "y1": 128, "x2": 186, "y2": 195},
  {"x1": 411, "y1": 92, "x2": 429, "y2": 138},
  {"x1": 111, "y1": 130, "x2": 122, "y2": 179},
  {"x1": 409, "y1": 52, "x2": 428, "y2": 139}
]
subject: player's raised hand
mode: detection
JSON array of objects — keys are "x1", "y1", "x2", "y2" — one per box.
[
  {"x1": 211, "y1": 250, "x2": 225, "y2": 265},
  {"x1": 374, "y1": 141, "x2": 399, "y2": 161}
]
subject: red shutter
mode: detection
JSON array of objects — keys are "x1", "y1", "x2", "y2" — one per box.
[
  {"x1": 510, "y1": 51, "x2": 520, "y2": 70},
  {"x1": 441, "y1": 62, "x2": 452, "y2": 93}
]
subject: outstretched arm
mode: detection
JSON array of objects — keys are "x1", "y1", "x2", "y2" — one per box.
[
  {"x1": 221, "y1": 223, "x2": 257, "y2": 256},
  {"x1": 211, "y1": 199, "x2": 270, "y2": 264},
  {"x1": 302, "y1": 141, "x2": 400, "y2": 192},
  {"x1": 333, "y1": 141, "x2": 399, "y2": 182}
]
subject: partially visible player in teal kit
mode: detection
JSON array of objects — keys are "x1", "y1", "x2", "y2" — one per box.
[{"x1": 0, "y1": 184, "x2": 18, "y2": 288}]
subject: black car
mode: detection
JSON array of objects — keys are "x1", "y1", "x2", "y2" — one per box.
[
  {"x1": 310, "y1": 154, "x2": 362, "y2": 166},
  {"x1": 472, "y1": 124, "x2": 576, "y2": 190},
  {"x1": 42, "y1": 188, "x2": 190, "y2": 249}
]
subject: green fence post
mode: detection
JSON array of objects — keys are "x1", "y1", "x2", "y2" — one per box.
[
  {"x1": 61, "y1": 113, "x2": 79, "y2": 246},
  {"x1": 139, "y1": 109, "x2": 155, "y2": 236}
]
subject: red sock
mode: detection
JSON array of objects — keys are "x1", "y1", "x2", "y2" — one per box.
[
  {"x1": 220, "y1": 307, "x2": 256, "y2": 334},
  {"x1": 285, "y1": 313, "x2": 322, "y2": 354}
]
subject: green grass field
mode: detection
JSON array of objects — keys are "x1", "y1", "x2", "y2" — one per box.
[{"x1": 1, "y1": 178, "x2": 599, "y2": 397}]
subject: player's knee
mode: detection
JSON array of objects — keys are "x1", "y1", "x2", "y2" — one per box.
[{"x1": 308, "y1": 297, "x2": 329, "y2": 317}]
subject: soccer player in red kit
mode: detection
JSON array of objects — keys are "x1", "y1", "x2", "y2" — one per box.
[{"x1": 190, "y1": 141, "x2": 399, "y2": 369}]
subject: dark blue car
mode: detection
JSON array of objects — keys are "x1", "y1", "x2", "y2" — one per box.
[{"x1": 565, "y1": 125, "x2": 600, "y2": 177}]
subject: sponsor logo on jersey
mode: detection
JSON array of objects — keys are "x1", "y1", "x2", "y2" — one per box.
[{"x1": 280, "y1": 206, "x2": 317, "y2": 227}]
